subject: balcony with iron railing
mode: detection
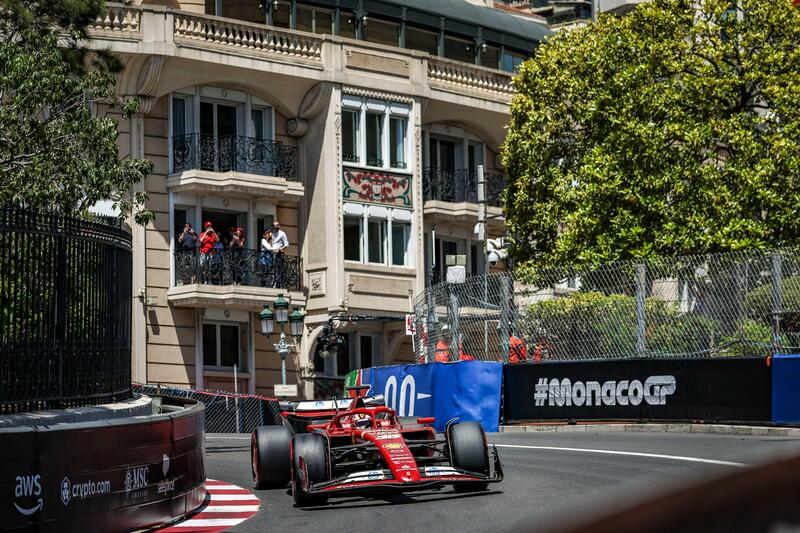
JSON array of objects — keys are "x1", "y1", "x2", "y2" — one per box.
[
  {"x1": 167, "y1": 134, "x2": 303, "y2": 200},
  {"x1": 172, "y1": 134, "x2": 297, "y2": 178},
  {"x1": 422, "y1": 167, "x2": 507, "y2": 225},
  {"x1": 167, "y1": 248, "x2": 305, "y2": 311},
  {"x1": 422, "y1": 167, "x2": 506, "y2": 206}
]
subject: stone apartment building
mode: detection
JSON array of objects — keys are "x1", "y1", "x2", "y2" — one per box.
[{"x1": 89, "y1": 0, "x2": 550, "y2": 399}]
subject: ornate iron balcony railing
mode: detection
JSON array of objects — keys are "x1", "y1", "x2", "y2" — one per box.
[
  {"x1": 174, "y1": 248, "x2": 301, "y2": 291},
  {"x1": 172, "y1": 134, "x2": 298, "y2": 180},
  {"x1": 422, "y1": 167, "x2": 506, "y2": 207}
]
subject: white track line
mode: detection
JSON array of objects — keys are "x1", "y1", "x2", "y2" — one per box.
[{"x1": 494, "y1": 444, "x2": 748, "y2": 467}]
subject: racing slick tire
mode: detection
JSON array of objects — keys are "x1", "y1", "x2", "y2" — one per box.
[
  {"x1": 252, "y1": 425, "x2": 293, "y2": 489},
  {"x1": 448, "y1": 421, "x2": 489, "y2": 493},
  {"x1": 291, "y1": 433, "x2": 330, "y2": 506}
]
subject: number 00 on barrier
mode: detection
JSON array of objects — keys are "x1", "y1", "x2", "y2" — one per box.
[{"x1": 384, "y1": 375, "x2": 416, "y2": 416}]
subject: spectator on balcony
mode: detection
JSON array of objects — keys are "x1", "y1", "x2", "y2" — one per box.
[
  {"x1": 271, "y1": 220, "x2": 289, "y2": 288},
  {"x1": 228, "y1": 227, "x2": 246, "y2": 284},
  {"x1": 176, "y1": 223, "x2": 197, "y2": 285},
  {"x1": 259, "y1": 229, "x2": 275, "y2": 287},
  {"x1": 199, "y1": 221, "x2": 219, "y2": 284}
]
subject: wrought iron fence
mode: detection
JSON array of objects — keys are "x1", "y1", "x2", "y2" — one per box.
[
  {"x1": 133, "y1": 383, "x2": 281, "y2": 433},
  {"x1": 412, "y1": 248, "x2": 800, "y2": 363},
  {"x1": 171, "y1": 133, "x2": 298, "y2": 179},
  {"x1": 174, "y1": 248, "x2": 301, "y2": 291},
  {"x1": 0, "y1": 207, "x2": 132, "y2": 413},
  {"x1": 422, "y1": 167, "x2": 505, "y2": 206}
]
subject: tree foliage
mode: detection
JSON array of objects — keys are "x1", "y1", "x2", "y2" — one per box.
[
  {"x1": 0, "y1": 0, "x2": 153, "y2": 223},
  {"x1": 502, "y1": 0, "x2": 800, "y2": 267}
]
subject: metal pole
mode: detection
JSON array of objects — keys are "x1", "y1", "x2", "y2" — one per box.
[
  {"x1": 426, "y1": 290, "x2": 436, "y2": 363},
  {"x1": 449, "y1": 292, "x2": 460, "y2": 362},
  {"x1": 233, "y1": 364, "x2": 240, "y2": 433},
  {"x1": 771, "y1": 252, "x2": 783, "y2": 355},
  {"x1": 280, "y1": 332, "x2": 288, "y2": 385},
  {"x1": 635, "y1": 263, "x2": 647, "y2": 357},
  {"x1": 477, "y1": 165, "x2": 488, "y2": 359},
  {"x1": 500, "y1": 276, "x2": 511, "y2": 362}
]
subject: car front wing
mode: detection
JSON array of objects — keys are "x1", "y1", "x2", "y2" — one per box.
[{"x1": 305, "y1": 444, "x2": 504, "y2": 496}]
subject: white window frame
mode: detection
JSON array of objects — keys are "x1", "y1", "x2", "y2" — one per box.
[
  {"x1": 341, "y1": 95, "x2": 410, "y2": 172},
  {"x1": 342, "y1": 202, "x2": 412, "y2": 267},
  {"x1": 201, "y1": 321, "x2": 246, "y2": 370}
]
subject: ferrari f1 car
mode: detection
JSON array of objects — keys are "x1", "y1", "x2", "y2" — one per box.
[{"x1": 250, "y1": 392, "x2": 503, "y2": 505}]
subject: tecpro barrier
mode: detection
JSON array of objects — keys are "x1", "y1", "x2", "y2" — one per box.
[
  {"x1": 355, "y1": 361, "x2": 503, "y2": 432},
  {"x1": 503, "y1": 358, "x2": 772, "y2": 423},
  {"x1": 0, "y1": 395, "x2": 206, "y2": 532},
  {"x1": 772, "y1": 354, "x2": 800, "y2": 424}
]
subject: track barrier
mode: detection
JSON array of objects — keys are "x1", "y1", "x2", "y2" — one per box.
[
  {"x1": 0, "y1": 395, "x2": 205, "y2": 532},
  {"x1": 772, "y1": 354, "x2": 800, "y2": 424},
  {"x1": 134, "y1": 383, "x2": 282, "y2": 432},
  {"x1": 503, "y1": 357, "x2": 773, "y2": 423},
  {"x1": 351, "y1": 361, "x2": 503, "y2": 432}
]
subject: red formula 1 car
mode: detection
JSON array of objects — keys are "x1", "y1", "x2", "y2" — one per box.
[{"x1": 250, "y1": 393, "x2": 503, "y2": 506}]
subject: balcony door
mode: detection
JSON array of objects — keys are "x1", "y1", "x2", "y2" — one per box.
[
  {"x1": 200, "y1": 101, "x2": 239, "y2": 171},
  {"x1": 428, "y1": 136, "x2": 462, "y2": 170},
  {"x1": 433, "y1": 237, "x2": 466, "y2": 283}
]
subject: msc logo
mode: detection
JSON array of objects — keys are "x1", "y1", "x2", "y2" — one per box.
[
  {"x1": 13, "y1": 474, "x2": 43, "y2": 516},
  {"x1": 124, "y1": 465, "x2": 149, "y2": 499}
]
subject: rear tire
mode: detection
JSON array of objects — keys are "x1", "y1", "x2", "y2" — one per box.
[
  {"x1": 448, "y1": 422, "x2": 489, "y2": 492},
  {"x1": 291, "y1": 433, "x2": 330, "y2": 506},
  {"x1": 252, "y1": 425, "x2": 292, "y2": 489}
]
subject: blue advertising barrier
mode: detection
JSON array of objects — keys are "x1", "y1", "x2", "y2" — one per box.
[
  {"x1": 772, "y1": 354, "x2": 800, "y2": 424},
  {"x1": 359, "y1": 361, "x2": 503, "y2": 432}
]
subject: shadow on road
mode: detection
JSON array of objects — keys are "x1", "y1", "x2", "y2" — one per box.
[{"x1": 297, "y1": 489, "x2": 504, "y2": 511}]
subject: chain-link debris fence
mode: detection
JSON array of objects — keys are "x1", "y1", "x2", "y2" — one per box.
[
  {"x1": 412, "y1": 248, "x2": 800, "y2": 363},
  {"x1": 134, "y1": 383, "x2": 282, "y2": 433}
]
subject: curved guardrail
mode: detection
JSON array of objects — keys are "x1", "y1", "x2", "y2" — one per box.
[{"x1": 0, "y1": 395, "x2": 206, "y2": 532}]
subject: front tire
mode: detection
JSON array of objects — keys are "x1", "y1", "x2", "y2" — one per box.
[
  {"x1": 252, "y1": 425, "x2": 292, "y2": 489},
  {"x1": 448, "y1": 421, "x2": 489, "y2": 492},
  {"x1": 291, "y1": 433, "x2": 330, "y2": 506}
]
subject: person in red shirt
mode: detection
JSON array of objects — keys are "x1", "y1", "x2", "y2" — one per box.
[
  {"x1": 199, "y1": 221, "x2": 219, "y2": 283},
  {"x1": 457, "y1": 333, "x2": 474, "y2": 361}
]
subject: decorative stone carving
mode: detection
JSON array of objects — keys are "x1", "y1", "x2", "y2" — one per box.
[
  {"x1": 309, "y1": 272, "x2": 326, "y2": 297},
  {"x1": 287, "y1": 118, "x2": 308, "y2": 137},
  {"x1": 289, "y1": 82, "x2": 333, "y2": 138},
  {"x1": 136, "y1": 55, "x2": 166, "y2": 97}
]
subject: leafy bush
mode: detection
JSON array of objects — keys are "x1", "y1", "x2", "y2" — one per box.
[
  {"x1": 524, "y1": 291, "x2": 676, "y2": 359},
  {"x1": 718, "y1": 319, "x2": 775, "y2": 357},
  {"x1": 744, "y1": 276, "x2": 800, "y2": 338},
  {"x1": 647, "y1": 314, "x2": 722, "y2": 356}
]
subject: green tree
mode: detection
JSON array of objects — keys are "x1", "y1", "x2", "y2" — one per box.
[
  {"x1": 0, "y1": 0, "x2": 153, "y2": 223},
  {"x1": 502, "y1": 0, "x2": 800, "y2": 268}
]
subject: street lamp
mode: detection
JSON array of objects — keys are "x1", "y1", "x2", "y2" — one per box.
[{"x1": 259, "y1": 294, "x2": 305, "y2": 388}]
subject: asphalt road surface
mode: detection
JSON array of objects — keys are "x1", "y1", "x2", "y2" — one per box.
[{"x1": 204, "y1": 430, "x2": 800, "y2": 532}]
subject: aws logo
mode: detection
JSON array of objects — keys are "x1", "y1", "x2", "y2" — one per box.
[{"x1": 13, "y1": 474, "x2": 43, "y2": 516}]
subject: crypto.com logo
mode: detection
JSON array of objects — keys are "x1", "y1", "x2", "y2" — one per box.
[{"x1": 533, "y1": 375, "x2": 676, "y2": 407}]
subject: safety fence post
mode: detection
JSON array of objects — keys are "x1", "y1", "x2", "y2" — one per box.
[
  {"x1": 635, "y1": 262, "x2": 647, "y2": 357},
  {"x1": 771, "y1": 252, "x2": 783, "y2": 355}
]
